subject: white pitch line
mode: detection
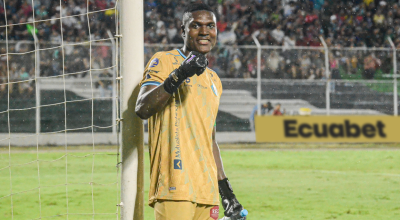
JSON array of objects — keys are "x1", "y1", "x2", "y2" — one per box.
[{"x1": 267, "y1": 169, "x2": 400, "y2": 177}]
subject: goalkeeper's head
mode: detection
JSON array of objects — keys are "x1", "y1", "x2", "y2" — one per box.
[{"x1": 181, "y1": 3, "x2": 217, "y2": 55}]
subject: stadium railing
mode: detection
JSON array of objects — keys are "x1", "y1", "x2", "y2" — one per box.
[{"x1": 1, "y1": 42, "x2": 399, "y2": 144}]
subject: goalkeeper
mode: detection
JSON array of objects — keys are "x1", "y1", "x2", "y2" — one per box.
[{"x1": 135, "y1": 3, "x2": 246, "y2": 220}]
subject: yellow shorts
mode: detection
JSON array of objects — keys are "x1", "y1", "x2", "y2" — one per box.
[{"x1": 154, "y1": 200, "x2": 219, "y2": 220}]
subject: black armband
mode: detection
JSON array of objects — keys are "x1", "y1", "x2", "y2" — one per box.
[{"x1": 163, "y1": 69, "x2": 186, "y2": 94}]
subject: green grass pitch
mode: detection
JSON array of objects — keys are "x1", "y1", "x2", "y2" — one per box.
[{"x1": 1, "y1": 144, "x2": 400, "y2": 219}]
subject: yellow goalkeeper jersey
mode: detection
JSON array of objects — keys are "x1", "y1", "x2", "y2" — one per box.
[{"x1": 140, "y1": 49, "x2": 222, "y2": 207}]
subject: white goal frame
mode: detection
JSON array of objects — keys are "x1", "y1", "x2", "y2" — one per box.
[
  {"x1": 1, "y1": 0, "x2": 141, "y2": 219},
  {"x1": 120, "y1": 0, "x2": 145, "y2": 220}
]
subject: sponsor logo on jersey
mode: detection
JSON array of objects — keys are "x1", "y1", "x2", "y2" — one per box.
[
  {"x1": 149, "y1": 58, "x2": 159, "y2": 68},
  {"x1": 174, "y1": 159, "x2": 182, "y2": 170},
  {"x1": 198, "y1": 84, "x2": 207, "y2": 89},
  {"x1": 169, "y1": 187, "x2": 176, "y2": 191},
  {"x1": 145, "y1": 74, "x2": 152, "y2": 79},
  {"x1": 210, "y1": 206, "x2": 219, "y2": 220},
  {"x1": 174, "y1": 100, "x2": 181, "y2": 160}
]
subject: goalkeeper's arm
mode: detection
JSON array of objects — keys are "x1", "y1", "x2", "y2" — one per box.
[
  {"x1": 135, "y1": 51, "x2": 207, "y2": 119},
  {"x1": 213, "y1": 126, "x2": 246, "y2": 220}
]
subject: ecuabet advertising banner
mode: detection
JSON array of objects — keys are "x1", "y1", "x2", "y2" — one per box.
[{"x1": 255, "y1": 116, "x2": 399, "y2": 143}]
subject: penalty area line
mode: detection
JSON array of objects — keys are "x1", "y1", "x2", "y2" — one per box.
[{"x1": 270, "y1": 169, "x2": 400, "y2": 178}]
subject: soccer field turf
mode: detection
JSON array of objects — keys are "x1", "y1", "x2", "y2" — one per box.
[{"x1": 1, "y1": 145, "x2": 400, "y2": 219}]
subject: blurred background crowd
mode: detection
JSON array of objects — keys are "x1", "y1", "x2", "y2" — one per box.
[
  {"x1": 0, "y1": 0, "x2": 116, "y2": 98},
  {"x1": 144, "y1": 0, "x2": 400, "y2": 47},
  {"x1": 144, "y1": 0, "x2": 400, "y2": 80},
  {"x1": 1, "y1": 0, "x2": 400, "y2": 99}
]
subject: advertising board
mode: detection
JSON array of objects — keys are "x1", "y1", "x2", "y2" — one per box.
[{"x1": 255, "y1": 116, "x2": 399, "y2": 143}]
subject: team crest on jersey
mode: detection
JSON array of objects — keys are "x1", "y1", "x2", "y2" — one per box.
[
  {"x1": 149, "y1": 58, "x2": 159, "y2": 68},
  {"x1": 185, "y1": 78, "x2": 192, "y2": 87},
  {"x1": 211, "y1": 81, "x2": 218, "y2": 97}
]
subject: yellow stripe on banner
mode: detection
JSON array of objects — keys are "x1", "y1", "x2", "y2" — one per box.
[{"x1": 255, "y1": 115, "x2": 400, "y2": 143}]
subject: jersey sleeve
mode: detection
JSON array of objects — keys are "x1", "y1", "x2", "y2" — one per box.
[{"x1": 140, "y1": 52, "x2": 172, "y2": 87}]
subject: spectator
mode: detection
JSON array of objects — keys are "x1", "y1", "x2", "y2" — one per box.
[
  {"x1": 97, "y1": 70, "x2": 113, "y2": 98},
  {"x1": 287, "y1": 61, "x2": 301, "y2": 79},
  {"x1": 381, "y1": 52, "x2": 393, "y2": 74},
  {"x1": 218, "y1": 26, "x2": 236, "y2": 45},
  {"x1": 284, "y1": 1, "x2": 295, "y2": 17},
  {"x1": 363, "y1": 53, "x2": 381, "y2": 79},
  {"x1": 283, "y1": 34, "x2": 296, "y2": 51},
  {"x1": 21, "y1": 1, "x2": 33, "y2": 17},
  {"x1": 62, "y1": 10, "x2": 79, "y2": 29},
  {"x1": 166, "y1": 23, "x2": 177, "y2": 41},
  {"x1": 18, "y1": 67, "x2": 33, "y2": 97},
  {"x1": 300, "y1": 54, "x2": 311, "y2": 79},
  {"x1": 156, "y1": 24, "x2": 167, "y2": 41},
  {"x1": 350, "y1": 54, "x2": 359, "y2": 74},
  {"x1": 50, "y1": 29, "x2": 62, "y2": 44},
  {"x1": 217, "y1": 16, "x2": 228, "y2": 32},
  {"x1": 373, "y1": 10, "x2": 385, "y2": 26},
  {"x1": 270, "y1": 25, "x2": 285, "y2": 44},
  {"x1": 266, "y1": 51, "x2": 282, "y2": 79},
  {"x1": 272, "y1": 103, "x2": 285, "y2": 116},
  {"x1": 329, "y1": 52, "x2": 341, "y2": 79},
  {"x1": 226, "y1": 44, "x2": 242, "y2": 78},
  {"x1": 36, "y1": 5, "x2": 48, "y2": 18}
]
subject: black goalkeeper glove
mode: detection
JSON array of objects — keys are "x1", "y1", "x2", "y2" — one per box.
[
  {"x1": 163, "y1": 51, "x2": 208, "y2": 94},
  {"x1": 219, "y1": 178, "x2": 246, "y2": 220}
]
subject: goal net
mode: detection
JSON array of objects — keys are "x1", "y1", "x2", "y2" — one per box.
[{"x1": 0, "y1": 0, "x2": 121, "y2": 219}]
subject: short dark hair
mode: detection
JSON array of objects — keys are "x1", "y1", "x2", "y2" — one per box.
[
  {"x1": 184, "y1": 3, "x2": 214, "y2": 14},
  {"x1": 182, "y1": 3, "x2": 215, "y2": 25}
]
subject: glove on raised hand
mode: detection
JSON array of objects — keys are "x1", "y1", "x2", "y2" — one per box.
[{"x1": 164, "y1": 51, "x2": 208, "y2": 94}]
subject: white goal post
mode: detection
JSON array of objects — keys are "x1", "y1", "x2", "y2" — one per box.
[{"x1": 120, "y1": 0, "x2": 145, "y2": 220}]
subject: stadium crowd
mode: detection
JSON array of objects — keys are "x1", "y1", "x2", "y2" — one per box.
[
  {"x1": 0, "y1": 0, "x2": 116, "y2": 98},
  {"x1": 144, "y1": 0, "x2": 400, "y2": 79},
  {"x1": 1, "y1": 0, "x2": 400, "y2": 98}
]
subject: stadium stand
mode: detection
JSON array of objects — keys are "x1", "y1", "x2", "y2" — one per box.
[
  {"x1": 0, "y1": 0, "x2": 116, "y2": 98},
  {"x1": 1, "y1": 0, "x2": 399, "y2": 133},
  {"x1": 144, "y1": 0, "x2": 400, "y2": 79},
  {"x1": 144, "y1": 0, "x2": 400, "y2": 47}
]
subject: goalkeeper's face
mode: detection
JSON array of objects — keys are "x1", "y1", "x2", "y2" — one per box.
[{"x1": 182, "y1": 10, "x2": 217, "y2": 55}]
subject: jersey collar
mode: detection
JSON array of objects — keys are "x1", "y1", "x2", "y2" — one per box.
[{"x1": 176, "y1": 49, "x2": 187, "y2": 59}]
